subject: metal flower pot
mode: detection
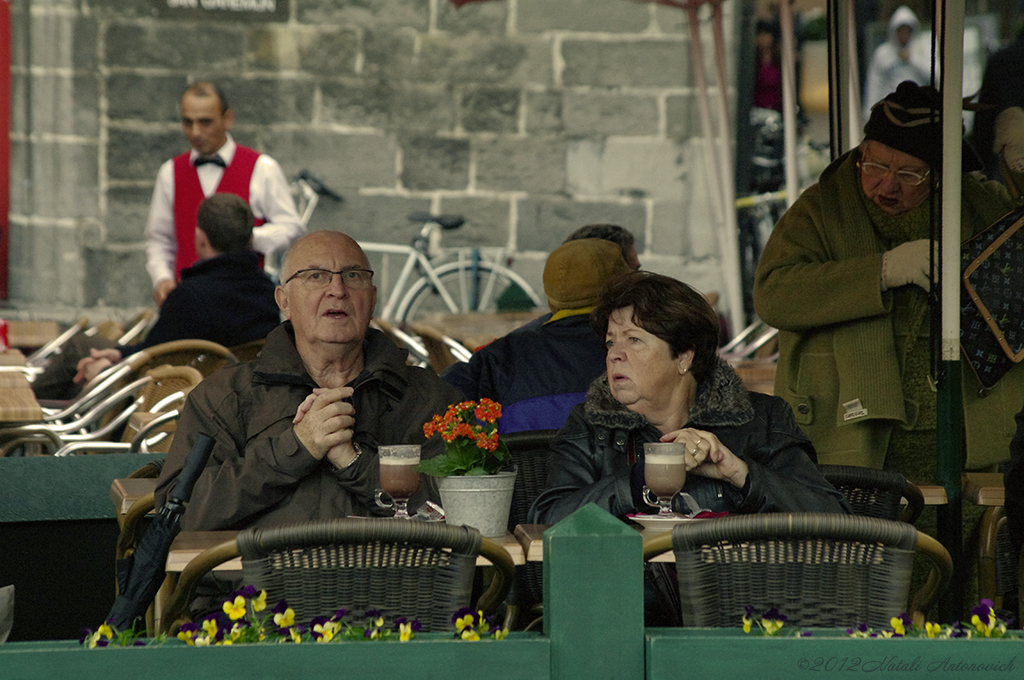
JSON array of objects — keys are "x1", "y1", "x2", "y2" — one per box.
[{"x1": 437, "y1": 470, "x2": 517, "y2": 538}]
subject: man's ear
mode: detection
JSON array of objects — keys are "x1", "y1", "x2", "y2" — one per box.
[
  {"x1": 275, "y1": 286, "x2": 291, "y2": 319},
  {"x1": 195, "y1": 228, "x2": 212, "y2": 258},
  {"x1": 223, "y1": 108, "x2": 235, "y2": 132}
]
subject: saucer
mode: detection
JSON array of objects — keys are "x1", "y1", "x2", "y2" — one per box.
[{"x1": 627, "y1": 513, "x2": 698, "y2": 531}]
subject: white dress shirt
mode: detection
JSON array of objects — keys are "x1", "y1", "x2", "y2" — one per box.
[{"x1": 143, "y1": 134, "x2": 304, "y2": 287}]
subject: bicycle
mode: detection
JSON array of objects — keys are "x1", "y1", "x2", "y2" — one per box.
[{"x1": 292, "y1": 171, "x2": 542, "y2": 327}]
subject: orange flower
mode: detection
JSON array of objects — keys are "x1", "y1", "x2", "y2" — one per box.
[{"x1": 420, "y1": 399, "x2": 509, "y2": 475}]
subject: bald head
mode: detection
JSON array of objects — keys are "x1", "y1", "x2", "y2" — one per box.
[{"x1": 280, "y1": 231, "x2": 371, "y2": 284}]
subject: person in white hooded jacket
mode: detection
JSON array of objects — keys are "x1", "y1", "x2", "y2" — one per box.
[{"x1": 863, "y1": 6, "x2": 930, "y2": 120}]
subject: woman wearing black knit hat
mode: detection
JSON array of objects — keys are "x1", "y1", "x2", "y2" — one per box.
[{"x1": 752, "y1": 80, "x2": 1023, "y2": 483}]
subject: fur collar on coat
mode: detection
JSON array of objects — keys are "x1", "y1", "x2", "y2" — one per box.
[{"x1": 583, "y1": 356, "x2": 755, "y2": 432}]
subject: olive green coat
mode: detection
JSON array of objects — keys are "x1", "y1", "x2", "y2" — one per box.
[{"x1": 753, "y1": 150, "x2": 1023, "y2": 470}]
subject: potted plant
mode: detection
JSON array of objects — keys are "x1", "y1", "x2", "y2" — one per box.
[{"x1": 418, "y1": 399, "x2": 515, "y2": 537}]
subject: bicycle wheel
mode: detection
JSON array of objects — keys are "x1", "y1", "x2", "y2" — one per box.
[{"x1": 394, "y1": 261, "x2": 541, "y2": 325}]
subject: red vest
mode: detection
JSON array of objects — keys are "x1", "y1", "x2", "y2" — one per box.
[{"x1": 172, "y1": 146, "x2": 264, "y2": 278}]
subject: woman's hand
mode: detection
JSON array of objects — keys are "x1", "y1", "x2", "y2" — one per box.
[{"x1": 660, "y1": 429, "x2": 749, "y2": 489}]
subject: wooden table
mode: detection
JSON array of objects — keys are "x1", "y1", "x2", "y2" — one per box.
[
  {"x1": 914, "y1": 484, "x2": 948, "y2": 505},
  {"x1": 0, "y1": 369, "x2": 43, "y2": 423},
  {"x1": 111, "y1": 477, "x2": 158, "y2": 528},
  {"x1": 962, "y1": 472, "x2": 1004, "y2": 507},
  {"x1": 515, "y1": 522, "x2": 677, "y2": 562},
  {"x1": 416, "y1": 311, "x2": 545, "y2": 351},
  {"x1": 726, "y1": 359, "x2": 776, "y2": 396},
  {"x1": 0, "y1": 349, "x2": 29, "y2": 367},
  {"x1": 7, "y1": 320, "x2": 59, "y2": 349}
]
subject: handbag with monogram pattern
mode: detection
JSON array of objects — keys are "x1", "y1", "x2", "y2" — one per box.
[{"x1": 960, "y1": 204, "x2": 1024, "y2": 390}]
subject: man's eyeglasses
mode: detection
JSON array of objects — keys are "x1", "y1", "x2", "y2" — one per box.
[
  {"x1": 283, "y1": 268, "x2": 374, "y2": 290},
  {"x1": 857, "y1": 159, "x2": 930, "y2": 187}
]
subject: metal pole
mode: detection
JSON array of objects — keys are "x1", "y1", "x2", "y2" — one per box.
[
  {"x1": 826, "y1": 0, "x2": 858, "y2": 159},
  {"x1": 936, "y1": 0, "x2": 966, "y2": 622},
  {"x1": 778, "y1": 0, "x2": 799, "y2": 207},
  {"x1": 683, "y1": 2, "x2": 745, "y2": 337}
]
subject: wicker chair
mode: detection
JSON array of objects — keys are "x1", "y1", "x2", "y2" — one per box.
[
  {"x1": 229, "y1": 338, "x2": 267, "y2": 363},
  {"x1": 0, "y1": 375, "x2": 153, "y2": 456},
  {"x1": 24, "y1": 317, "x2": 89, "y2": 368},
  {"x1": 408, "y1": 321, "x2": 472, "y2": 374},
  {"x1": 1, "y1": 365, "x2": 202, "y2": 457},
  {"x1": 117, "y1": 309, "x2": 156, "y2": 346},
  {"x1": 128, "y1": 339, "x2": 238, "y2": 380},
  {"x1": 818, "y1": 464, "x2": 925, "y2": 524},
  {"x1": 53, "y1": 364, "x2": 204, "y2": 455},
  {"x1": 502, "y1": 429, "x2": 557, "y2": 630},
  {"x1": 978, "y1": 506, "x2": 1018, "y2": 610},
  {"x1": 89, "y1": 320, "x2": 126, "y2": 341},
  {"x1": 160, "y1": 518, "x2": 515, "y2": 635},
  {"x1": 32, "y1": 338, "x2": 234, "y2": 425},
  {"x1": 642, "y1": 513, "x2": 952, "y2": 628},
  {"x1": 372, "y1": 318, "x2": 430, "y2": 367}
]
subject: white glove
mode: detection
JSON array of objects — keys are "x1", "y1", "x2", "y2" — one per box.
[
  {"x1": 995, "y1": 106, "x2": 1024, "y2": 174},
  {"x1": 881, "y1": 239, "x2": 934, "y2": 291}
]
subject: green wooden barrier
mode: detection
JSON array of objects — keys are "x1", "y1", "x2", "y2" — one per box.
[
  {"x1": 544, "y1": 503, "x2": 644, "y2": 680},
  {"x1": 646, "y1": 629, "x2": 1022, "y2": 680},
  {"x1": 0, "y1": 502, "x2": 642, "y2": 679},
  {"x1": 10, "y1": 499, "x2": 1014, "y2": 680},
  {"x1": 2, "y1": 636, "x2": 550, "y2": 680},
  {"x1": 0, "y1": 453, "x2": 165, "y2": 640},
  {"x1": 0, "y1": 454, "x2": 165, "y2": 522}
]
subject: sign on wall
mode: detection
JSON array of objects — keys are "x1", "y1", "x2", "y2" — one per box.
[{"x1": 156, "y1": 0, "x2": 288, "y2": 22}]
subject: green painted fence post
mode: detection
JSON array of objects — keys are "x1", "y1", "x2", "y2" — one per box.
[{"x1": 543, "y1": 503, "x2": 643, "y2": 680}]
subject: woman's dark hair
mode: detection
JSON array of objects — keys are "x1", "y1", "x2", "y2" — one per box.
[{"x1": 591, "y1": 271, "x2": 720, "y2": 382}]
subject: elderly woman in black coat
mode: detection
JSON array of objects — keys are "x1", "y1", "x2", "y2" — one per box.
[{"x1": 529, "y1": 271, "x2": 850, "y2": 527}]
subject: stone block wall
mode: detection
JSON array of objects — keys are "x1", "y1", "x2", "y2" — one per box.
[{"x1": 7, "y1": 0, "x2": 738, "y2": 325}]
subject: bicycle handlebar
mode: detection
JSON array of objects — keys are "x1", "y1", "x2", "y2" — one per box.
[
  {"x1": 407, "y1": 211, "x2": 464, "y2": 230},
  {"x1": 296, "y1": 170, "x2": 344, "y2": 201}
]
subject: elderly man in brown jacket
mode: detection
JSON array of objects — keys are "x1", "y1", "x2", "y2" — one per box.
[{"x1": 155, "y1": 230, "x2": 463, "y2": 530}]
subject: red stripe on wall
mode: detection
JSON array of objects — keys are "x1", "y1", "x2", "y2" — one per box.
[{"x1": 0, "y1": 1, "x2": 10, "y2": 299}]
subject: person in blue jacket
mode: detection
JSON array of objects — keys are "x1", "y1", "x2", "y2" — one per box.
[{"x1": 441, "y1": 238, "x2": 631, "y2": 433}]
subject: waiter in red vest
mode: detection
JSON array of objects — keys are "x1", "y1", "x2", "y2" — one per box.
[{"x1": 144, "y1": 81, "x2": 304, "y2": 305}]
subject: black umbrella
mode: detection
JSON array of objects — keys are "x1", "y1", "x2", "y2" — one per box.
[{"x1": 106, "y1": 432, "x2": 215, "y2": 631}]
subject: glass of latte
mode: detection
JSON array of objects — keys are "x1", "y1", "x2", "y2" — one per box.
[
  {"x1": 643, "y1": 442, "x2": 687, "y2": 517},
  {"x1": 379, "y1": 444, "x2": 421, "y2": 519}
]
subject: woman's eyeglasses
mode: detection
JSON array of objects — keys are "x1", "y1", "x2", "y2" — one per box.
[
  {"x1": 857, "y1": 159, "x2": 930, "y2": 187},
  {"x1": 284, "y1": 268, "x2": 374, "y2": 289}
]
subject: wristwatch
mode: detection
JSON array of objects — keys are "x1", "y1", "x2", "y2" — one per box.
[{"x1": 330, "y1": 442, "x2": 365, "y2": 475}]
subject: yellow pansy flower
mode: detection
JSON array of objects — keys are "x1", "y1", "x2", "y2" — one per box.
[
  {"x1": 274, "y1": 608, "x2": 295, "y2": 628},
  {"x1": 890, "y1": 617, "x2": 906, "y2": 636},
  {"x1": 224, "y1": 595, "x2": 247, "y2": 620},
  {"x1": 251, "y1": 590, "x2": 268, "y2": 612}
]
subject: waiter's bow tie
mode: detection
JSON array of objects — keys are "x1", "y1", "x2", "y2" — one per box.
[{"x1": 194, "y1": 155, "x2": 226, "y2": 168}]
